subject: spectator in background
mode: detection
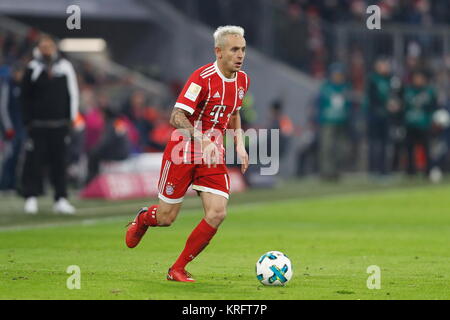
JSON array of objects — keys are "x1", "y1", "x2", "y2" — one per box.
[
  {"x1": 296, "y1": 101, "x2": 319, "y2": 177},
  {"x1": 386, "y1": 81, "x2": 405, "y2": 173},
  {"x1": 1, "y1": 32, "x2": 19, "y2": 64},
  {"x1": 317, "y1": 63, "x2": 351, "y2": 181},
  {"x1": 86, "y1": 107, "x2": 131, "y2": 184},
  {"x1": 122, "y1": 90, "x2": 161, "y2": 152},
  {"x1": 84, "y1": 92, "x2": 111, "y2": 153},
  {"x1": 20, "y1": 36, "x2": 78, "y2": 214},
  {"x1": 349, "y1": 47, "x2": 366, "y2": 95},
  {"x1": 403, "y1": 43, "x2": 423, "y2": 85},
  {"x1": 366, "y1": 57, "x2": 393, "y2": 176},
  {"x1": 402, "y1": 69, "x2": 437, "y2": 176},
  {"x1": 0, "y1": 64, "x2": 24, "y2": 191},
  {"x1": 148, "y1": 109, "x2": 173, "y2": 151},
  {"x1": 268, "y1": 100, "x2": 294, "y2": 160},
  {"x1": 80, "y1": 62, "x2": 98, "y2": 87}
]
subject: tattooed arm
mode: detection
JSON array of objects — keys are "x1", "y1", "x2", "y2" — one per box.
[
  {"x1": 169, "y1": 107, "x2": 218, "y2": 166},
  {"x1": 169, "y1": 108, "x2": 202, "y2": 140}
]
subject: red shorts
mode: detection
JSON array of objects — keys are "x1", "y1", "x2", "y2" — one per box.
[{"x1": 157, "y1": 142, "x2": 230, "y2": 204}]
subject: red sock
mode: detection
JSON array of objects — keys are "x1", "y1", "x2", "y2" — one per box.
[
  {"x1": 171, "y1": 219, "x2": 217, "y2": 270},
  {"x1": 142, "y1": 205, "x2": 158, "y2": 226}
]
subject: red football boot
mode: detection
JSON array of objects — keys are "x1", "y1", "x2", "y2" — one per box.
[
  {"x1": 125, "y1": 207, "x2": 149, "y2": 248},
  {"x1": 167, "y1": 268, "x2": 196, "y2": 282}
]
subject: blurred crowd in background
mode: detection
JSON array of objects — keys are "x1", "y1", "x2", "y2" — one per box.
[
  {"x1": 169, "y1": 0, "x2": 450, "y2": 76},
  {"x1": 0, "y1": 28, "x2": 175, "y2": 190},
  {"x1": 297, "y1": 58, "x2": 450, "y2": 183},
  {"x1": 277, "y1": 0, "x2": 450, "y2": 25},
  {"x1": 1, "y1": 0, "x2": 450, "y2": 197},
  {"x1": 272, "y1": 0, "x2": 450, "y2": 78},
  {"x1": 271, "y1": 0, "x2": 450, "y2": 181}
]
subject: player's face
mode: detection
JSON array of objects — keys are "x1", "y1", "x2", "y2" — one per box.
[{"x1": 217, "y1": 34, "x2": 246, "y2": 74}]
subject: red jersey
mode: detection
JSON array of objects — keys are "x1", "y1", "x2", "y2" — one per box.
[
  {"x1": 157, "y1": 62, "x2": 250, "y2": 201},
  {"x1": 174, "y1": 61, "x2": 250, "y2": 135},
  {"x1": 166, "y1": 61, "x2": 250, "y2": 165}
]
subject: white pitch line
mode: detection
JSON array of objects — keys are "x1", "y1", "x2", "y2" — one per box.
[
  {"x1": 0, "y1": 200, "x2": 268, "y2": 232},
  {"x1": 0, "y1": 183, "x2": 439, "y2": 232}
]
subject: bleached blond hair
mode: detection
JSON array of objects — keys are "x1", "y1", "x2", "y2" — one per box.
[{"x1": 214, "y1": 25, "x2": 245, "y2": 48}]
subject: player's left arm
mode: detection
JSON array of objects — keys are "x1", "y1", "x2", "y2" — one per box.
[{"x1": 229, "y1": 110, "x2": 249, "y2": 174}]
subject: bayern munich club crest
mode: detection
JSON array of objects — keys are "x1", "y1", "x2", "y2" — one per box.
[
  {"x1": 238, "y1": 87, "x2": 245, "y2": 100},
  {"x1": 165, "y1": 183, "x2": 175, "y2": 196}
]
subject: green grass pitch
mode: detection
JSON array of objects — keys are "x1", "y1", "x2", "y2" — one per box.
[{"x1": 1, "y1": 181, "x2": 449, "y2": 299}]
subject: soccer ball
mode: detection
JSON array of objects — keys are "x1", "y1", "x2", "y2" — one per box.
[{"x1": 256, "y1": 251, "x2": 293, "y2": 286}]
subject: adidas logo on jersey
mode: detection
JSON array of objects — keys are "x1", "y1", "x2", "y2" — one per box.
[{"x1": 213, "y1": 91, "x2": 221, "y2": 99}]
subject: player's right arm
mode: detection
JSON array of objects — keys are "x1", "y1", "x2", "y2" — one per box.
[
  {"x1": 169, "y1": 108, "x2": 218, "y2": 167},
  {"x1": 169, "y1": 68, "x2": 206, "y2": 139},
  {"x1": 169, "y1": 108, "x2": 201, "y2": 140}
]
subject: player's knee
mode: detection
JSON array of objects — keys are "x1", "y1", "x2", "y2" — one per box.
[
  {"x1": 207, "y1": 207, "x2": 227, "y2": 225},
  {"x1": 156, "y1": 207, "x2": 178, "y2": 226}
]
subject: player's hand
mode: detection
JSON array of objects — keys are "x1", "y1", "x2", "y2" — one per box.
[
  {"x1": 236, "y1": 144, "x2": 249, "y2": 174},
  {"x1": 5, "y1": 129, "x2": 15, "y2": 140},
  {"x1": 202, "y1": 139, "x2": 219, "y2": 168}
]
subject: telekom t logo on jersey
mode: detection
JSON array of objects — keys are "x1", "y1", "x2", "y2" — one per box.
[{"x1": 210, "y1": 105, "x2": 227, "y2": 124}]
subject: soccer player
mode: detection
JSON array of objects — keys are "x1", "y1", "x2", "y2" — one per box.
[{"x1": 125, "y1": 25, "x2": 250, "y2": 282}]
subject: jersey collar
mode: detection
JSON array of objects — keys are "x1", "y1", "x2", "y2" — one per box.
[{"x1": 214, "y1": 61, "x2": 237, "y2": 83}]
